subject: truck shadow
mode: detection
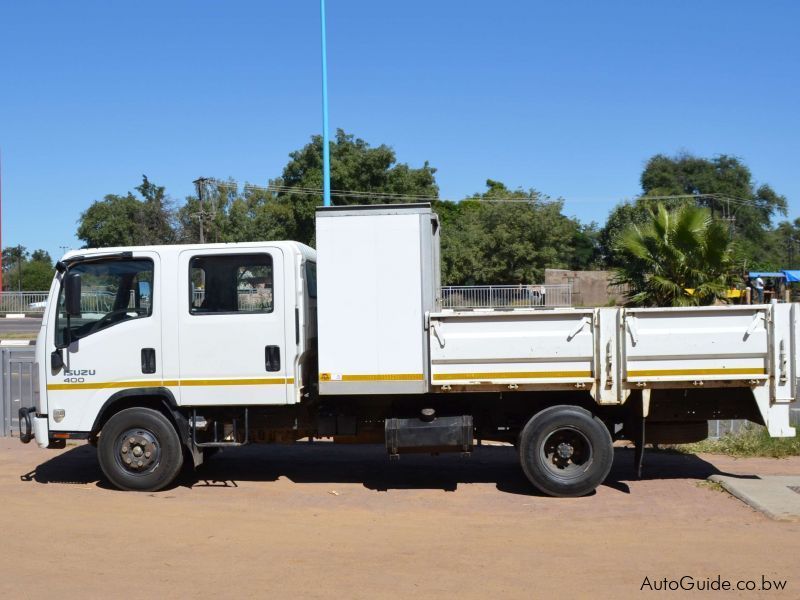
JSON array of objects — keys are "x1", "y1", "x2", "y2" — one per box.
[{"x1": 21, "y1": 442, "x2": 754, "y2": 496}]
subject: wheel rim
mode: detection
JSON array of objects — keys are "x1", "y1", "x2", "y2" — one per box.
[
  {"x1": 114, "y1": 428, "x2": 161, "y2": 476},
  {"x1": 539, "y1": 426, "x2": 593, "y2": 481}
]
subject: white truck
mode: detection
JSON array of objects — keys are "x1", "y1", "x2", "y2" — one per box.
[{"x1": 19, "y1": 204, "x2": 798, "y2": 496}]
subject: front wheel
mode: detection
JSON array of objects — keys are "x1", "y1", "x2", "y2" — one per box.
[
  {"x1": 518, "y1": 405, "x2": 613, "y2": 497},
  {"x1": 98, "y1": 407, "x2": 184, "y2": 491}
]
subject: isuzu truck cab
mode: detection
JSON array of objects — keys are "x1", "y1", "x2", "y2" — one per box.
[{"x1": 20, "y1": 204, "x2": 798, "y2": 496}]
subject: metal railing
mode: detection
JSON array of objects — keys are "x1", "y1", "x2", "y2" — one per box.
[
  {"x1": 0, "y1": 290, "x2": 154, "y2": 315},
  {"x1": 0, "y1": 289, "x2": 273, "y2": 315},
  {"x1": 191, "y1": 288, "x2": 274, "y2": 312},
  {"x1": 0, "y1": 292, "x2": 49, "y2": 314},
  {"x1": 440, "y1": 284, "x2": 572, "y2": 309}
]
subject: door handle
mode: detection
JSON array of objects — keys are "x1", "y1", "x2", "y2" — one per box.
[
  {"x1": 141, "y1": 348, "x2": 156, "y2": 374},
  {"x1": 265, "y1": 346, "x2": 281, "y2": 372}
]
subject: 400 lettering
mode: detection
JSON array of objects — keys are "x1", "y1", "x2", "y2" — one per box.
[{"x1": 63, "y1": 369, "x2": 96, "y2": 384}]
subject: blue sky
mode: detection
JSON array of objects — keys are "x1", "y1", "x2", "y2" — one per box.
[{"x1": 1, "y1": 0, "x2": 798, "y2": 259}]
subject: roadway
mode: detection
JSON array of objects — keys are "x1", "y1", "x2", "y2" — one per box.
[{"x1": 0, "y1": 317, "x2": 42, "y2": 335}]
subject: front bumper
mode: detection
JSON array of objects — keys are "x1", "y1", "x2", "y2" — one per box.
[{"x1": 18, "y1": 407, "x2": 50, "y2": 448}]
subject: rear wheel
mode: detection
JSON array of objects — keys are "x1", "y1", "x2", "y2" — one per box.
[
  {"x1": 519, "y1": 405, "x2": 613, "y2": 497},
  {"x1": 98, "y1": 407, "x2": 184, "y2": 491}
]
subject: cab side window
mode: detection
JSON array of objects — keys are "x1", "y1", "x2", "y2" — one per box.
[{"x1": 190, "y1": 254, "x2": 274, "y2": 314}]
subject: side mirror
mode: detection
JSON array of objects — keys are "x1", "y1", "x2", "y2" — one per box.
[
  {"x1": 51, "y1": 349, "x2": 64, "y2": 372},
  {"x1": 64, "y1": 272, "x2": 82, "y2": 317}
]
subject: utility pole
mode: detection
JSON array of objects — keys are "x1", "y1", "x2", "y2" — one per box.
[
  {"x1": 320, "y1": 0, "x2": 331, "y2": 207},
  {"x1": 193, "y1": 177, "x2": 210, "y2": 244},
  {"x1": 16, "y1": 244, "x2": 23, "y2": 292}
]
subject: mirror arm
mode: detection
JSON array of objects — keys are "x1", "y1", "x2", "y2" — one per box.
[{"x1": 60, "y1": 268, "x2": 74, "y2": 349}]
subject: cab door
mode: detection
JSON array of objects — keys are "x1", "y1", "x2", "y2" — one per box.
[
  {"x1": 46, "y1": 253, "x2": 162, "y2": 433},
  {"x1": 176, "y1": 248, "x2": 289, "y2": 406}
]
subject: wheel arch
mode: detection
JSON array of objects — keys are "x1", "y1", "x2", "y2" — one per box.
[{"x1": 89, "y1": 388, "x2": 189, "y2": 448}]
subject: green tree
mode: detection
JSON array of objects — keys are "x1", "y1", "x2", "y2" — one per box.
[
  {"x1": 753, "y1": 217, "x2": 800, "y2": 272},
  {"x1": 436, "y1": 180, "x2": 592, "y2": 285},
  {"x1": 136, "y1": 176, "x2": 175, "y2": 244},
  {"x1": 21, "y1": 260, "x2": 54, "y2": 290},
  {"x1": 640, "y1": 153, "x2": 787, "y2": 260},
  {"x1": 176, "y1": 180, "x2": 298, "y2": 244},
  {"x1": 599, "y1": 198, "x2": 667, "y2": 267},
  {"x1": 2, "y1": 246, "x2": 27, "y2": 291},
  {"x1": 1, "y1": 246, "x2": 54, "y2": 290},
  {"x1": 275, "y1": 129, "x2": 439, "y2": 245},
  {"x1": 176, "y1": 131, "x2": 439, "y2": 246},
  {"x1": 571, "y1": 223, "x2": 602, "y2": 270},
  {"x1": 613, "y1": 204, "x2": 739, "y2": 307},
  {"x1": 601, "y1": 154, "x2": 788, "y2": 267},
  {"x1": 30, "y1": 249, "x2": 52, "y2": 264},
  {"x1": 77, "y1": 176, "x2": 176, "y2": 247}
]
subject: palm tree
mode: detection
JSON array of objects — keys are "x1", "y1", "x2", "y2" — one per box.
[{"x1": 612, "y1": 203, "x2": 738, "y2": 307}]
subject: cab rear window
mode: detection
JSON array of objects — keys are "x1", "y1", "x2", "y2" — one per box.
[{"x1": 190, "y1": 254, "x2": 274, "y2": 314}]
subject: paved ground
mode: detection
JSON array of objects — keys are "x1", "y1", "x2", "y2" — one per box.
[
  {"x1": 2, "y1": 439, "x2": 799, "y2": 598},
  {"x1": 0, "y1": 317, "x2": 41, "y2": 335},
  {"x1": 711, "y1": 474, "x2": 800, "y2": 521}
]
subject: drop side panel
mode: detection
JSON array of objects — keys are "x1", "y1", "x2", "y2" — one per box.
[{"x1": 429, "y1": 309, "x2": 596, "y2": 390}]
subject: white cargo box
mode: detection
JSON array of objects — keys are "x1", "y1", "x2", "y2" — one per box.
[{"x1": 316, "y1": 204, "x2": 440, "y2": 395}]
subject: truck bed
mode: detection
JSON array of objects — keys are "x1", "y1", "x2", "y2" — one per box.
[{"x1": 429, "y1": 304, "x2": 797, "y2": 437}]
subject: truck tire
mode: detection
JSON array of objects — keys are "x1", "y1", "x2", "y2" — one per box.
[
  {"x1": 518, "y1": 405, "x2": 613, "y2": 497},
  {"x1": 97, "y1": 407, "x2": 184, "y2": 492}
]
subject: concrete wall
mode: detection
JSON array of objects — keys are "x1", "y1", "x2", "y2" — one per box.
[{"x1": 544, "y1": 269, "x2": 627, "y2": 307}]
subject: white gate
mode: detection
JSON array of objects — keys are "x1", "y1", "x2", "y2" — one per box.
[{"x1": 1, "y1": 347, "x2": 36, "y2": 437}]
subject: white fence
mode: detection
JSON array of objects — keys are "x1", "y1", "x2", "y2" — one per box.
[
  {"x1": 0, "y1": 290, "x2": 151, "y2": 315},
  {"x1": 440, "y1": 284, "x2": 572, "y2": 309},
  {"x1": 192, "y1": 288, "x2": 274, "y2": 312},
  {"x1": 0, "y1": 292, "x2": 49, "y2": 314},
  {"x1": 0, "y1": 289, "x2": 275, "y2": 316}
]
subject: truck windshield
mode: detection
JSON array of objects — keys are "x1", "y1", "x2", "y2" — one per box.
[{"x1": 55, "y1": 258, "x2": 154, "y2": 346}]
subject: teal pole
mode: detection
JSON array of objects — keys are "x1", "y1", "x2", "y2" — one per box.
[{"x1": 320, "y1": 0, "x2": 331, "y2": 207}]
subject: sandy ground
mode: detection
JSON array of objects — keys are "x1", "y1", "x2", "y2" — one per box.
[{"x1": 1, "y1": 438, "x2": 799, "y2": 599}]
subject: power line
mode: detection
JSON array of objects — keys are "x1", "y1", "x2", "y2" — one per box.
[
  {"x1": 196, "y1": 178, "x2": 772, "y2": 212},
  {"x1": 205, "y1": 179, "x2": 556, "y2": 205}
]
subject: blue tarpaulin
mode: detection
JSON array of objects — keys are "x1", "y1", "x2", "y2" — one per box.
[
  {"x1": 783, "y1": 270, "x2": 800, "y2": 283},
  {"x1": 748, "y1": 271, "x2": 800, "y2": 283}
]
